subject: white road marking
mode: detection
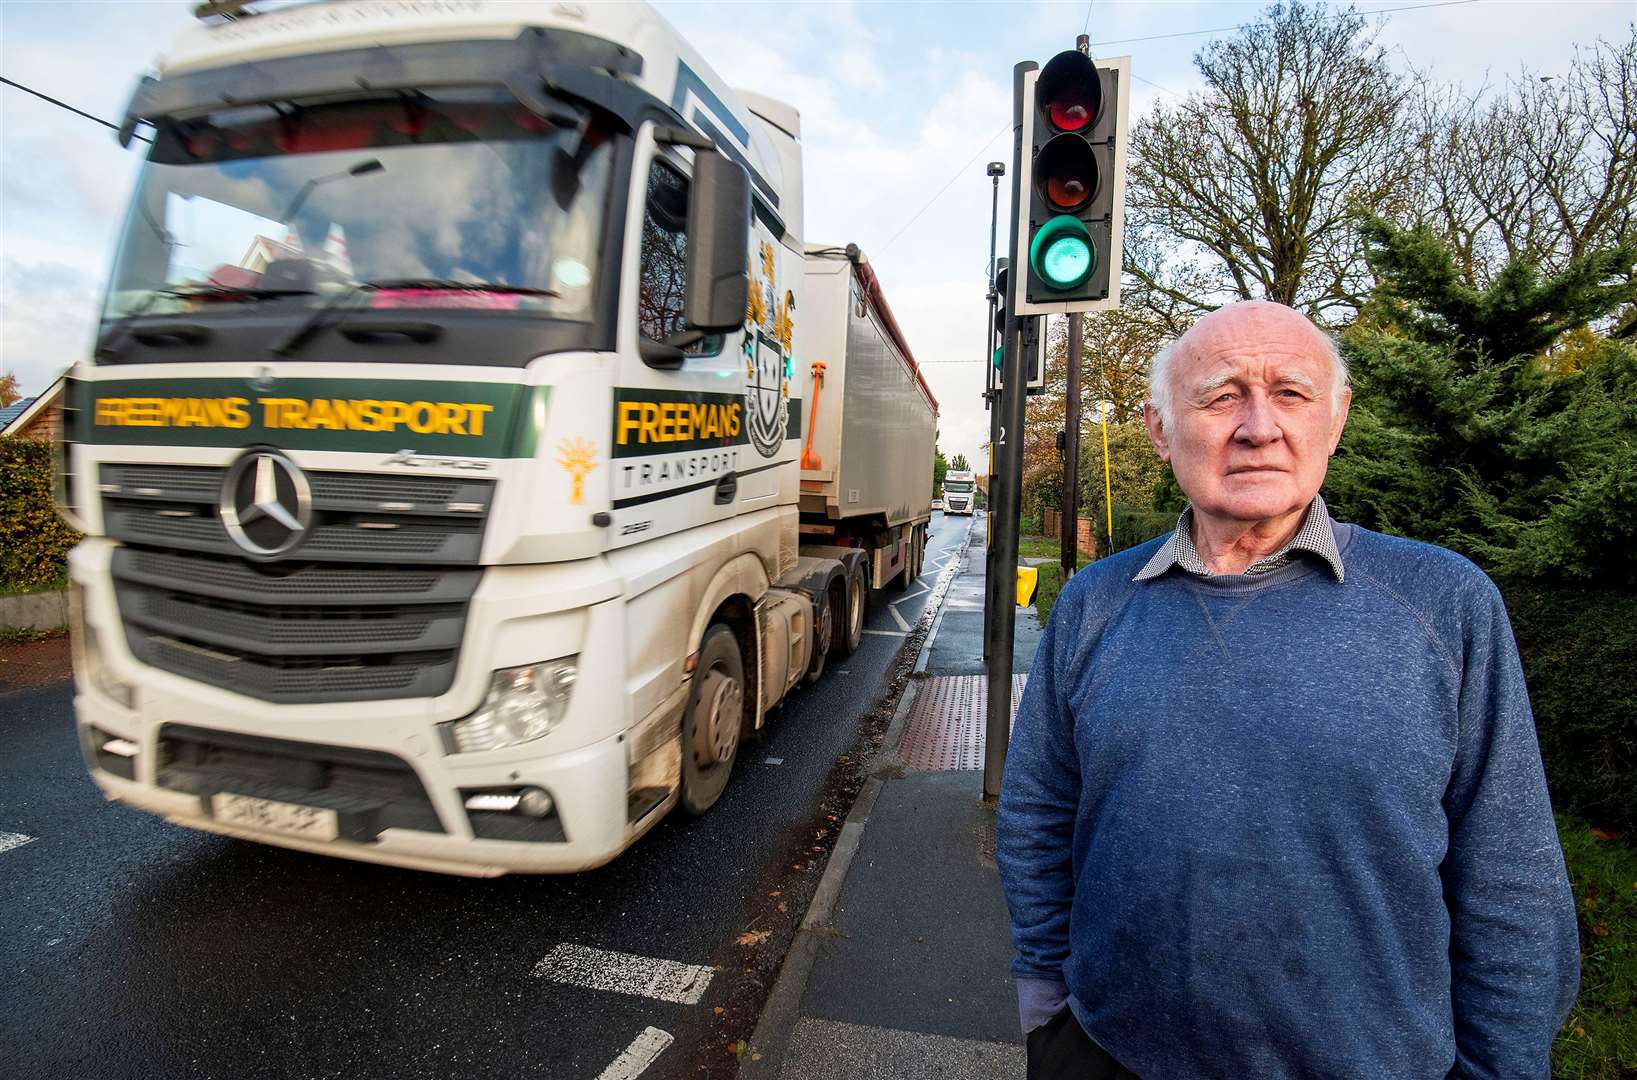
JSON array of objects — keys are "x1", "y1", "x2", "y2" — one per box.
[
  {"x1": 887, "y1": 604, "x2": 911, "y2": 631},
  {"x1": 861, "y1": 629, "x2": 907, "y2": 638},
  {"x1": 897, "y1": 584, "x2": 930, "y2": 602},
  {"x1": 596, "y1": 1027, "x2": 674, "y2": 1080},
  {"x1": 531, "y1": 944, "x2": 713, "y2": 1005},
  {"x1": 0, "y1": 832, "x2": 36, "y2": 855},
  {"x1": 764, "y1": 757, "x2": 784, "y2": 766}
]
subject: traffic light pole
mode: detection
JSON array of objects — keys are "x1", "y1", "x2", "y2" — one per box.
[
  {"x1": 984, "y1": 166, "x2": 1003, "y2": 554},
  {"x1": 1061, "y1": 313, "x2": 1082, "y2": 580},
  {"x1": 983, "y1": 60, "x2": 1036, "y2": 801}
]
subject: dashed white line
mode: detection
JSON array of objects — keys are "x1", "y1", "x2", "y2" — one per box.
[
  {"x1": 531, "y1": 944, "x2": 714, "y2": 1005},
  {"x1": 596, "y1": 1027, "x2": 674, "y2": 1080},
  {"x1": 0, "y1": 832, "x2": 36, "y2": 855}
]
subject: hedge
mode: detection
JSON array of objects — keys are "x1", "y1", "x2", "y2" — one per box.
[
  {"x1": 1502, "y1": 581, "x2": 1637, "y2": 831},
  {"x1": 0, "y1": 437, "x2": 79, "y2": 594}
]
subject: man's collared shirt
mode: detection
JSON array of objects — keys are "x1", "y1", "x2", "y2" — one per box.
[{"x1": 1133, "y1": 494, "x2": 1345, "y2": 583}]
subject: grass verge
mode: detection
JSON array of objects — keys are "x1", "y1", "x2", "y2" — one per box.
[{"x1": 1554, "y1": 815, "x2": 1637, "y2": 1078}]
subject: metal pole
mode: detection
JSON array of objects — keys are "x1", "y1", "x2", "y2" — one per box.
[
  {"x1": 1062, "y1": 314, "x2": 1082, "y2": 579},
  {"x1": 983, "y1": 165, "x2": 1003, "y2": 585},
  {"x1": 984, "y1": 60, "x2": 1035, "y2": 800}
]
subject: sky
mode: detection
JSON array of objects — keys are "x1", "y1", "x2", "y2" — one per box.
[{"x1": 2, "y1": 0, "x2": 1632, "y2": 467}]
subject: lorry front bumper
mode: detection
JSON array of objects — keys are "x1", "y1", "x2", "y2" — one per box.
[{"x1": 75, "y1": 687, "x2": 681, "y2": 877}]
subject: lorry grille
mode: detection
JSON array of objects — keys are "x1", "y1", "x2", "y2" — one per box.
[
  {"x1": 157, "y1": 724, "x2": 445, "y2": 837},
  {"x1": 102, "y1": 464, "x2": 490, "y2": 704}
]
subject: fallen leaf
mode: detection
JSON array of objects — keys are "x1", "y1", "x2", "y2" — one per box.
[
  {"x1": 777, "y1": 903, "x2": 788, "y2": 913},
  {"x1": 752, "y1": 1053, "x2": 763, "y2": 1062},
  {"x1": 1592, "y1": 924, "x2": 1610, "y2": 938},
  {"x1": 1590, "y1": 828, "x2": 1621, "y2": 841},
  {"x1": 714, "y1": 1007, "x2": 724, "y2": 1015},
  {"x1": 768, "y1": 890, "x2": 781, "y2": 898},
  {"x1": 737, "y1": 930, "x2": 772, "y2": 946}
]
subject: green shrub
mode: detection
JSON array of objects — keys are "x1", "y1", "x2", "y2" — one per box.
[
  {"x1": 1094, "y1": 502, "x2": 1176, "y2": 558},
  {"x1": 0, "y1": 438, "x2": 78, "y2": 594},
  {"x1": 1503, "y1": 581, "x2": 1637, "y2": 830},
  {"x1": 1553, "y1": 816, "x2": 1637, "y2": 1079}
]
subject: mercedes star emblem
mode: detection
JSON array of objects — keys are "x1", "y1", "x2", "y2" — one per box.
[{"x1": 220, "y1": 452, "x2": 312, "y2": 558}]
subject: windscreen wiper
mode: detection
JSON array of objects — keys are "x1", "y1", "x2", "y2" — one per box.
[
  {"x1": 96, "y1": 286, "x2": 313, "y2": 361},
  {"x1": 270, "y1": 280, "x2": 561, "y2": 357},
  {"x1": 366, "y1": 279, "x2": 561, "y2": 297}
]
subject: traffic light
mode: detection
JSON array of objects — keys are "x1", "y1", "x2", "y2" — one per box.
[
  {"x1": 1013, "y1": 52, "x2": 1129, "y2": 316},
  {"x1": 993, "y1": 258, "x2": 1044, "y2": 394}
]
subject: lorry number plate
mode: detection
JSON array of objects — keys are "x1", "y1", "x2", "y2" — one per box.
[{"x1": 211, "y1": 793, "x2": 339, "y2": 841}]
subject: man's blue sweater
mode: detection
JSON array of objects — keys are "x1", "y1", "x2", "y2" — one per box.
[{"x1": 996, "y1": 523, "x2": 1579, "y2": 1079}]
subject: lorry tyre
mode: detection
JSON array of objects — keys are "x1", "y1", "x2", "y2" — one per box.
[
  {"x1": 838, "y1": 565, "x2": 865, "y2": 657},
  {"x1": 888, "y1": 537, "x2": 912, "y2": 593},
  {"x1": 803, "y1": 586, "x2": 835, "y2": 685},
  {"x1": 681, "y1": 624, "x2": 745, "y2": 816}
]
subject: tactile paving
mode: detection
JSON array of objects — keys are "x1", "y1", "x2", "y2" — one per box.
[{"x1": 898, "y1": 674, "x2": 1027, "y2": 771}]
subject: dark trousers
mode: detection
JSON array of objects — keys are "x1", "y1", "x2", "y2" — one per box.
[{"x1": 1026, "y1": 1006, "x2": 1140, "y2": 1080}]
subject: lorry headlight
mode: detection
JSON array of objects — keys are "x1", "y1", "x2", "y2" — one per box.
[{"x1": 445, "y1": 659, "x2": 578, "y2": 754}]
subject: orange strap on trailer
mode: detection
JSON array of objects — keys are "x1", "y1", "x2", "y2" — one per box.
[{"x1": 800, "y1": 361, "x2": 827, "y2": 470}]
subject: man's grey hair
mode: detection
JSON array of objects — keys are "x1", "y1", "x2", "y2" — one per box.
[{"x1": 1147, "y1": 327, "x2": 1350, "y2": 429}]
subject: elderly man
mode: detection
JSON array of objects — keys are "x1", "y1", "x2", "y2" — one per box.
[{"x1": 997, "y1": 301, "x2": 1579, "y2": 1079}]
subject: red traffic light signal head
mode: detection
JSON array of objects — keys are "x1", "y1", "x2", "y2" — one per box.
[
  {"x1": 1038, "y1": 50, "x2": 1103, "y2": 133},
  {"x1": 1035, "y1": 133, "x2": 1099, "y2": 211}
]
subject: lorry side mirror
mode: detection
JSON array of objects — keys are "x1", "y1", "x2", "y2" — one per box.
[{"x1": 684, "y1": 151, "x2": 751, "y2": 334}]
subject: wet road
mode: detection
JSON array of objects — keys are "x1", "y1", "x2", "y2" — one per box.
[{"x1": 0, "y1": 514, "x2": 968, "y2": 1080}]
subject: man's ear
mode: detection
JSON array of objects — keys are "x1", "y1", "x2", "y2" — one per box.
[
  {"x1": 1143, "y1": 403, "x2": 1171, "y2": 462},
  {"x1": 1329, "y1": 386, "x2": 1352, "y2": 454}
]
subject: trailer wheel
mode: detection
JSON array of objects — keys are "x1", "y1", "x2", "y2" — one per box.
[
  {"x1": 888, "y1": 536, "x2": 912, "y2": 593},
  {"x1": 681, "y1": 624, "x2": 745, "y2": 816},
  {"x1": 838, "y1": 565, "x2": 865, "y2": 657},
  {"x1": 803, "y1": 586, "x2": 835, "y2": 685}
]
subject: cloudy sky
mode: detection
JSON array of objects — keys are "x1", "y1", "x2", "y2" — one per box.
[{"x1": 1, "y1": 0, "x2": 1631, "y2": 464}]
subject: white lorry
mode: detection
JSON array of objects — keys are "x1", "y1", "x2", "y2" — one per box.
[
  {"x1": 62, "y1": 0, "x2": 936, "y2": 875},
  {"x1": 943, "y1": 470, "x2": 977, "y2": 515}
]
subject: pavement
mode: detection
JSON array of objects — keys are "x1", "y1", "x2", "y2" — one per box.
[{"x1": 744, "y1": 518, "x2": 1045, "y2": 1079}]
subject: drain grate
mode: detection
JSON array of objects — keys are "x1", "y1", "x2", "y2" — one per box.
[{"x1": 898, "y1": 674, "x2": 1027, "y2": 770}]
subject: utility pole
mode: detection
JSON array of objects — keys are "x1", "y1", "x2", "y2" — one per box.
[
  {"x1": 1061, "y1": 313, "x2": 1082, "y2": 579},
  {"x1": 983, "y1": 60, "x2": 1035, "y2": 801}
]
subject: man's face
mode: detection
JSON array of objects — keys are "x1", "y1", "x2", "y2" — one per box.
[{"x1": 1143, "y1": 303, "x2": 1351, "y2": 527}]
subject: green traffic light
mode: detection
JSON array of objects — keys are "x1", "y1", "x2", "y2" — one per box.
[{"x1": 1029, "y1": 215, "x2": 1095, "y2": 290}]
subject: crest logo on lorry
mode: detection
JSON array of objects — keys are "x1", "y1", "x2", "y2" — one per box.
[{"x1": 744, "y1": 241, "x2": 793, "y2": 459}]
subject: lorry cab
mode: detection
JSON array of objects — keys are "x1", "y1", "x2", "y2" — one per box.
[{"x1": 65, "y1": 0, "x2": 836, "y2": 875}]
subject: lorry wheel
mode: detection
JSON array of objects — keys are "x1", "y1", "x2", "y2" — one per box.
[
  {"x1": 888, "y1": 538, "x2": 912, "y2": 593},
  {"x1": 838, "y1": 567, "x2": 865, "y2": 657},
  {"x1": 803, "y1": 588, "x2": 834, "y2": 685},
  {"x1": 681, "y1": 625, "x2": 745, "y2": 816}
]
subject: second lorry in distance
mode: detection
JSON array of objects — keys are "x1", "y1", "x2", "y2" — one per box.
[
  {"x1": 64, "y1": 0, "x2": 934, "y2": 875},
  {"x1": 943, "y1": 470, "x2": 978, "y2": 515}
]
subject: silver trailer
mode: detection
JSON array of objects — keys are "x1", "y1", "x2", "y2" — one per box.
[{"x1": 797, "y1": 245, "x2": 937, "y2": 590}]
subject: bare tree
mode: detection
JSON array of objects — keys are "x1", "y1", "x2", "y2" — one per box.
[
  {"x1": 1125, "y1": 2, "x2": 1415, "y2": 324},
  {"x1": 1407, "y1": 27, "x2": 1637, "y2": 286}
]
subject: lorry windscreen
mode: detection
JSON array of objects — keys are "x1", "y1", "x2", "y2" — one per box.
[
  {"x1": 945, "y1": 480, "x2": 974, "y2": 493},
  {"x1": 102, "y1": 90, "x2": 613, "y2": 326}
]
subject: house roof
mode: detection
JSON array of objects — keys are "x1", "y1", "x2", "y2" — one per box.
[
  {"x1": 0, "y1": 376, "x2": 64, "y2": 436},
  {"x1": 0, "y1": 397, "x2": 36, "y2": 429}
]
